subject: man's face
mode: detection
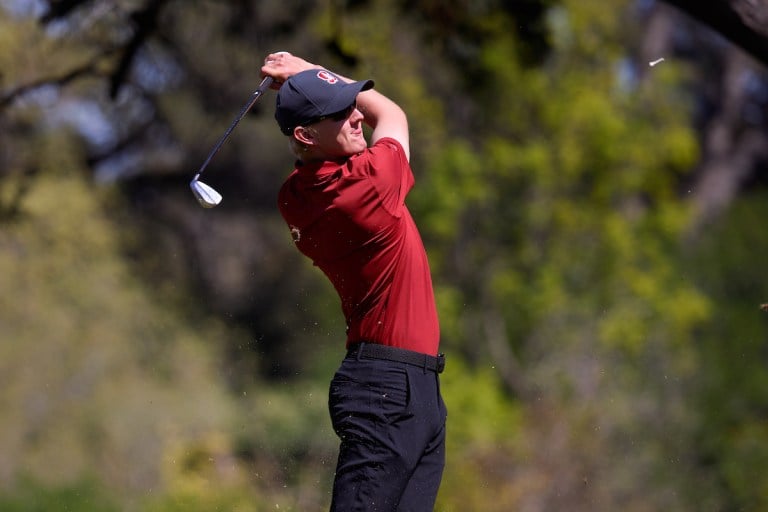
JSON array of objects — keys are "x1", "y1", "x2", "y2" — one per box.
[{"x1": 305, "y1": 102, "x2": 366, "y2": 159}]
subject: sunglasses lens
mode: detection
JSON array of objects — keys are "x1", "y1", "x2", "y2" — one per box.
[
  {"x1": 332, "y1": 103, "x2": 356, "y2": 121},
  {"x1": 306, "y1": 102, "x2": 356, "y2": 126}
]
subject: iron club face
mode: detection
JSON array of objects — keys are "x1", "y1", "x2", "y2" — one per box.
[{"x1": 190, "y1": 176, "x2": 222, "y2": 208}]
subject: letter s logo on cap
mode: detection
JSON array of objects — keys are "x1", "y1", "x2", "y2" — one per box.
[{"x1": 316, "y1": 70, "x2": 339, "y2": 84}]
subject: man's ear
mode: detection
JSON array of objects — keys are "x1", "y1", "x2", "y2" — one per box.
[{"x1": 293, "y1": 126, "x2": 316, "y2": 146}]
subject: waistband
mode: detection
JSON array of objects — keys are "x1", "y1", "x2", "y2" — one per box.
[{"x1": 346, "y1": 342, "x2": 445, "y2": 374}]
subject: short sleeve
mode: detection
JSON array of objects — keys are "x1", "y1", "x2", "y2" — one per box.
[{"x1": 363, "y1": 137, "x2": 414, "y2": 215}]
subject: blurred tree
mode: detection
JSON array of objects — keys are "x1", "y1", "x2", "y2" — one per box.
[
  {"x1": 682, "y1": 192, "x2": 768, "y2": 511},
  {"x1": 406, "y1": 0, "x2": 713, "y2": 508},
  {"x1": 0, "y1": 477, "x2": 118, "y2": 512},
  {"x1": 3, "y1": 0, "x2": 762, "y2": 378},
  {"x1": 2, "y1": 0, "x2": 768, "y2": 510},
  {"x1": 641, "y1": 1, "x2": 768, "y2": 232},
  {"x1": 0, "y1": 169, "x2": 242, "y2": 495}
]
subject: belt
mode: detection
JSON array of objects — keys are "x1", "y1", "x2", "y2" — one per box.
[{"x1": 346, "y1": 342, "x2": 445, "y2": 374}]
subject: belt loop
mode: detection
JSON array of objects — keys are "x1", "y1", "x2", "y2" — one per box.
[
  {"x1": 423, "y1": 354, "x2": 428, "y2": 374},
  {"x1": 356, "y1": 342, "x2": 365, "y2": 361}
]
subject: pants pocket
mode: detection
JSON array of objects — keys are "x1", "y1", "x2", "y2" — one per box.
[
  {"x1": 328, "y1": 360, "x2": 412, "y2": 436},
  {"x1": 377, "y1": 367, "x2": 411, "y2": 424}
]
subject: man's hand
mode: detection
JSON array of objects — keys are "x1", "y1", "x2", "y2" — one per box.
[{"x1": 261, "y1": 52, "x2": 318, "y2": 89}]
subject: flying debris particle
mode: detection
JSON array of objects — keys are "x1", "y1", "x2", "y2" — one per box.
[
  {"x1": 760, "y1": 303, "x2": 768, "y2": 312},
  {"x1": 649, "y1": 58, "x2": 665, "y2": 67}
]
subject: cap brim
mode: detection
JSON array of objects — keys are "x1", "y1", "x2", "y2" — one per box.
[{"x1": 320, "y1": 79, "x2": 374, "y2": 118}]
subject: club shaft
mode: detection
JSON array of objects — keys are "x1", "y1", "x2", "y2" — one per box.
[{"x1": 195, "y1": 76, "x2": 274, "y2": 176}]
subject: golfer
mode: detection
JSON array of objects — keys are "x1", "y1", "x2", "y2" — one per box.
[{"x1": 261, "y1": 52, "x2": 447, "y2": 511}]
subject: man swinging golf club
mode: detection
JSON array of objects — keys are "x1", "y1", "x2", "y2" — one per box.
[{"x1": 261, "y1": 52, "x2": 447, "y2": 512}]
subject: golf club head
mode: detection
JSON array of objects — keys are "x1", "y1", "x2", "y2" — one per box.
[{"x1": 190, "y1": 179, "x2": 222, "y2": 208}]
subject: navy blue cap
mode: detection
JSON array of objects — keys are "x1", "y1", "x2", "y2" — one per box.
[{"x1": 275, "y1": 69, "x2": 374, "y2": 136}]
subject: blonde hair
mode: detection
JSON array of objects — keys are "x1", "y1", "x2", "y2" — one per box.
[
  {"x1": 287, "y1": 126, "x2": 317, "y2": 159},
  {"x1": 288, "y1": 136, "x2": 308, "y2": 159}
]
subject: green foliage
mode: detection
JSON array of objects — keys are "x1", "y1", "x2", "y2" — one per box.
[
  {"x1": 442, "y1": 357, "x2": 523, "y2": 450},
  {"x1": 683, "y1": 192, "x2": 768, "y2": 510},
  {"x1": 0, "y1": 477, "x2": 117, "y2": 512},
  {"x1": 0, "y1": 170, "x2": 239, "y2": 496},
  {"x1": 142, "y1": 431, "x2": 260, "y2": 512},
  {"x1": 2, "y1": 0, "x2": 768, "y2": 510},
  {"x1": 436, "y1": 358, "x2": 525, "y2": 511},
  {"x1": 404, "y1": 0, "x2": 717, "y2": 508},
  {"x1": 144, "y1": 493, "x2": 257, "y2": 512}
]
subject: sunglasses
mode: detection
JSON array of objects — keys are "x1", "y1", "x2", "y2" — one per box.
[{"x1": 306, "y1": 102, "x2": 357, "y2": 125}]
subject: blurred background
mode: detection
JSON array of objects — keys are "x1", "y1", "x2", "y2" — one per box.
[{"x1": 1, "y1": 0, "x2": 767, "y2": 510}]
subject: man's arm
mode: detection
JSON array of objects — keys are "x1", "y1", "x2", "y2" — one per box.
[
  {"x1": 357, "y1": 89, "x2": 410, "y2": 161},
  {"x1": 261, "y1": 52, "x2": 410, "y2": 161}
]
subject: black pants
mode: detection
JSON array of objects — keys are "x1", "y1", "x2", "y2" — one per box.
[{"x1": 328, "y1": 353, "x2": 447, "y2": 511}]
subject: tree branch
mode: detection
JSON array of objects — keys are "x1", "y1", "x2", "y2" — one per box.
[
  {"x1": 663, "y1": 0, "x2": 768, "y2": 67},
  {"x1": 40, "y1": 0, "x2": 95, "y2": 24},
  {"x1": 483, "y1": 308, "x2": 532, "y2": 400},
  {"x1": 0, "y1": 59, "x2": 103, "y2": 109},
  {"x1": 109, "y1": 0, "x2": 168, "y2": 98}
]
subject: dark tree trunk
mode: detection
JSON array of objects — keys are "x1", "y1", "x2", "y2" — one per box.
[{"x1": 663, "y1": 0, "x2": 768, "y2": 67}]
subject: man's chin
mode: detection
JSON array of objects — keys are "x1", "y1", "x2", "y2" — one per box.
[{"x1": 346, "y1": 141, "x2": 367, "y2": 155}]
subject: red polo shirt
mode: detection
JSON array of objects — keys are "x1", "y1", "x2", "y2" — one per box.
[{"x1": 277, "y1": 138, "x2": 440, "y2": 356}]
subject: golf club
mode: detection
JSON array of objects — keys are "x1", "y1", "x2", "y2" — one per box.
[{"x1": 190, "y1": 75, "x2": 274, "y2": 208}]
